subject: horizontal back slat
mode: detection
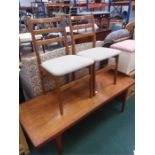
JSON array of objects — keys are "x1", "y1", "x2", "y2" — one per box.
[
  {"x1": 68, "y1": 14, "x2": 96, "y2": 54},
  {"x1": 70, "y1": 15, "x2": 93, "y2": 21},
  {"x1": 33, "y1": 27, "x2": 63, "y2": 35},
  {"x1": 29, "y1": 17, "x2": 61, "y2": 24},
  {"x1": 74, "y1": 32, "x2": 94, "y2": 40},
  {"x1": 28, "y1": 16, "x2": 69, "y2": 64},
  {"x1": 72, "y1": 23, "x2": 93, "y2": 30},
  {"x1": 35, "y1": 37, "x2": 65, "y2": 46}
]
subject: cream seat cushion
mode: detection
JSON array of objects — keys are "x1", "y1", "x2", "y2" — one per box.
[
  {"x1": 19, "y1": 32, "x2": 42, "y2": 42},
  {"x1": 77, "y1": 47, "x2": 121, "y2": 62},
  {"x1": 41, "y1": 55, "x2": 94, "y2": 76}
]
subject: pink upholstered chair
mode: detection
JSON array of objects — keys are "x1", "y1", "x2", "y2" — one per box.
[{"x1": 109, "y1": 39, "x2": 135, "y2": 75}]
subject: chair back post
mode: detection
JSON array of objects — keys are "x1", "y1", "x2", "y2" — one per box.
[
  {"x1": 60, "y1": 15, "x2": 69, "y2": 55},
  {"x1": 68, "y1": 14, "x2": 96, "y2": 55},
  {"x1": 28, "y1": 20, "x2": 42, "y2": 65},
  {"x1": 91, "y1": 14, "x2": 96, "y2": 48},
  {"x1": 67, "y1": 15, "x2": 76, "y2": 55}
]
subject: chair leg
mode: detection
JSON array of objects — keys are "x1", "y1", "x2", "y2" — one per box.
[
  {"x1": 92, "y1": 63, "x2": 96, "y2": 96},
  {"x1": 71, "y1": 72, "x2": 75, "y2": 81},
  {"x1": 40, "y1": 70, "x2": 46, "y2": 94},
  {"x1": 31, "y1": 42, "x2": 34, "y2": 52},
  {"x1": 114, "y1": 55, "x2": 119, "y2": 85},
  {"x1": 42, "y1": 45, "x2": 45, "y2": 53},
  {"x1": 55, "y1": 134, "x2": 63, "y2": 155},
  {"x1": 66, "y1": 74, "x2": 70, "y2": 83},
  {"x1": 55, "y1": 78, "x2": 63, "y2": 115},
  {"x1": 89, "y1": 66, "x2": 93, "y2": 98}
]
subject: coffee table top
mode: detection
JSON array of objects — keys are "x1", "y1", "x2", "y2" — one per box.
[{"x1": 20, "y1": 70, "x2": 134, "y2": 148}]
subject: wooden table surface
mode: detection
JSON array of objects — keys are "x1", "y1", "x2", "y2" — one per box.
[{"x1": 20, "y1": 70, "x2": 134, "y2": 148}]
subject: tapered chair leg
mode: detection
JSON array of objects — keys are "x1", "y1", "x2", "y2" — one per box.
[
  {"x1": 55, "y1": 135, "x2": 62, "y2": 155},
  {"x1": 92, "y1": 63, "x2": 96, "y2": 96},
  {"x1": 55, "y1": 78, "x2": 63, "y2": 115},
  {"x1": 71, "y1": 72, "x2": 75, "y2": 81},
  {"x1": 89, "y1": 65, "x2": 93, "y2": 98},
  {"x1": 40, "y1": 69, "x2": 46, "y2": 95},
  {"x1": 114, "y1": 55, "x2": 119, "y2": 85},
  {"x1": 31, "y1": 41, "x2": 34, "y2": 52},
  {"x1": 42, "y1": 45, "x2": 45, "y2": 53}
]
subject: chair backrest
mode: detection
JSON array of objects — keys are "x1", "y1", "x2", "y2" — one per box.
[
  {"x1": 28, "y1": 16, "x2": 69, "y2": 65},
  {"x1": 68, "y1": 14, "x2": 96, "y2": 54},
  {"x1": 125, "y1": 22, "x2": 135, "y2": 32},
  {"x1": 125, "y1": 22, "x2": 135, "y2": 39}
]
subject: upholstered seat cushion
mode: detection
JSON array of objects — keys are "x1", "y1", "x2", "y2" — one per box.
[
  {"x1": 110, "y1": 40, "x2": 135, "y2": 53},
  {"x1": 41, "y1": 55, "x2": 94, "y2": 76},
  {"x1": 19, "y1": 32, "x2": 42, "y2": 42},
  {"x1": 77, "y1": 47, "x2": 121, "y2": 62}
]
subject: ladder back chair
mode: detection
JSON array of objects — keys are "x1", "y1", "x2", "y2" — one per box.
[
  {"x1": 68, "y1": 14, "x2": 121, "y2": 96},
  {"x1": 28, "y1": 16, "x2": 95, "y2": 115}
]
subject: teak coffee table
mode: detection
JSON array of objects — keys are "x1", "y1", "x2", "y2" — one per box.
[{"x1": 20, "y1": 70, "x2": 134, "y2": 155}]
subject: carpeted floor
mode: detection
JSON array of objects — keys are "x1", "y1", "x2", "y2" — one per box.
[{"x1": 28, "y1": 96, "x2": 135, "y2": 155}]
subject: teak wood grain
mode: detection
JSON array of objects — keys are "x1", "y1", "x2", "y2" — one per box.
[{"x1": 20, "y1": 70, "x2": 134, "y2": 148}]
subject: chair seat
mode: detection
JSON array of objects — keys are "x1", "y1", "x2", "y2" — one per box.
[
  {"x1": 77, "y1": 47, "x2": 121, "y2": 62},
  {"x1": 110, "y1": 40, "x2": 135, "y2": 53},
  {"x1": 41, "y1": 55, "x2": 94, "y2": 76},
  {"x1": 19, "y1": 33, "x2": 42, "y2": 43}
]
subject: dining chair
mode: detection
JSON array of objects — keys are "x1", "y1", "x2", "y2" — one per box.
[
  {"x1": 28, "y1": 16, "x2": 94, "y2": 115},
  {"x1": 68, "y1": 14, "x2": 121, "y2": 96}
]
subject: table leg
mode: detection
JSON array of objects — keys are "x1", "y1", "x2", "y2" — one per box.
[
  {"x1": 121, "y1": 89, "x2": 129, "y2": 112},
  {"x1": 55, "y1": 135, "x2": 62, "y2": 155},
  {"x1": 116, "y1": 89, "x2": 129, "y2": 112}
]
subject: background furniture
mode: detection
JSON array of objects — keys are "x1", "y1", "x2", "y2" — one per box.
[
  {"x1": 19, "y1": 32, "x2": 45, "y2": 54},
  {"x1": 109, "y1": 39, "x2": 135, "y2": 75},
  {"x1": 20, "y1": 124, "x2": 29, "y2": 155},
  {"x1": 108, "y1": 0, "x2": 132, "y2": 24},
  {"x1": 31, "y1": 1, "x2": 47, "y2": 18},
  {"x1": 125, "y1": 22, "x2": 135, "y2": 38},
  {"x1": 77, "y1": 11, "x2": 110, "y2": 29}
]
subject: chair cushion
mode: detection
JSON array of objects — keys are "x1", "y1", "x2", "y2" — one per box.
[
  {"x1": 19, "y1": 32, "x2": 42, "y2": 42},
  {"x1": 110, "y1": 40, "x2": 135, "y2": 53},
  {"x1": 77, "y1": 47, "x2": 121, "y2": 62},
  {"x1": 41, "y1": 55, "x2": 94, "y2": 76}
]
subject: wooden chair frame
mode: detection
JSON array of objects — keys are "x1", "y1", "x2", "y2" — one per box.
[
  {"x1": 68, "y1": 14, "x2": 119, "y2": 96},
  {"x1": 28, "y1": 16, "x2": 94, "y2": 115},
  {"x1": 68, "y1": 15, "x2": 96, "y2": 54}
]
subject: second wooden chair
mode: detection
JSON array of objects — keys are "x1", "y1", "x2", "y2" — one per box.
[{"x1": 68, "y1": 14, "x2": 121, "y2": 96}]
